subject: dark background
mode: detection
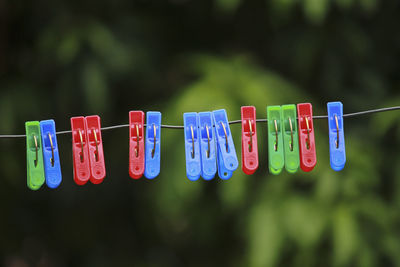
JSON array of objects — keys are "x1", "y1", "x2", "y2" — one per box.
[{"x1": 1, "y1": 0, "x2": 400, "y2": 266}]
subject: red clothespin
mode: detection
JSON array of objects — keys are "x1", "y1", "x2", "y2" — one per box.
[
  {"x1": 71, "y1": 117, "x2": 91, "y2": 185},
  {"x1": 297, "y1": 103, "x2": 317, "y2": 172},
  {"x1": 85, "y1": 115, "x2": 106, "y2": 184},
  {"x1": 129, "y1": 111, "x2": 145, "y2": 179},
  {"x1": 241, "y1": 106, "x2": 258, "y2": 175}
]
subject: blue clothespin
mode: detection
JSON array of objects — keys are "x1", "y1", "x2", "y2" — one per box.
[
  {"x1": 183, "y1": 112, "x2": 201, "y2": 181},
  {"x1": 327, "y1": 102, "x2": 346, "y2": 171},
  {"x1": 198, "y1": 112, "x2": 217, "y2": 180},
  {"x1": 40, "y1": 120, "x2": 62, "y2": 188},
  {"x1": 145, "y1": 111, "x2": 161, "y2": 179},
  {"x1": 212, "y1": 109, "x2": 238, "y2": 179}
]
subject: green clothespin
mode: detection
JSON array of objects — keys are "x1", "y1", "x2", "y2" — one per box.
[
  {"x1": 26, "y1": 121, "x2": 45, "y2": 190},
  {"x1": 281, "y1": 105, "x2": 300, "y2": 173},
  {"x1": 267, "y1": 106, "x2": 284, "y2": 175}
]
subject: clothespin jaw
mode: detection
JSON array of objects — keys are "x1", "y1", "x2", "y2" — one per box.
[
  {"x1": 281, "y1": 105, "x2": 300, "y2": 173},
  {"x1": 297, "y1": 103, "x2": 317, "y2": 172},
  {"x1": 241, "y1": 106, "x2": 258, "y2": 175},
  {"x1": 198, "y1": 112, "x2": 217, "y2": 180},
  {"x1": 85, "y1": 115, "x2": 106, "y2": 184},
  {"x1": 327, "y1": 101, "x2": 346, "y2": 171},
  {"x1": 40, "y1": 120, "x2": 62, "y2": 189},
  {"x1": 129, "y1": 111, "x2": 145, "y2": 179},
  {"x1": 183, "y1": 112, "x2": 201, "y2": 181},
  {"x1": 212, "y1": 109, "x2": 238, "y2": 180},
  {"x1": 267, "y1": 106, "x2": 284, "y2": 175},
  {"x1": 144, "y1": 111, "x2": 161, "y2": 179},
  {"x1": 71, "y1": 117, "x2": 90, "y2": 185},
  {"x1": 26, "y1": 121, "x2": 45, "y2": 190}
]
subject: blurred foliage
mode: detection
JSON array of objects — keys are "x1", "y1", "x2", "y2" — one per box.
[{"x1": 0, "y1": 0, "x2": 400, "y2": 266}]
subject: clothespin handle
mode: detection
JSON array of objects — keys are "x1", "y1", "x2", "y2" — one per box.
[
  {"x1": 40, "y1": 120, "x2": 62, "y2": 189},
  {"x1": 85, "y1": 115, "x2": 106, "y2": 184},
  {"x1": 26, "y1": 121, "x2": 45, "y2": 190},
  {"x1": 129, "y1": 111, "x2": 145, "y2": 179},
  {"x1": 328, "y1": 101, "x2": 346, "y2": 171},
  {"x1": 267, "y1": 106, "x2": 284, "y2": 175},
  {"x1": 198, "y1": 112, "x2": 217, "y2": 180},
  {"x1": 144, "y1": 111, "x2": 161, "y2": 179},
  {"x1": 212, "y1": 109, "x2": 238, "y2": 179},
  {"x1": 297, "y1": 103, "x2": 317, "y2": 172},
  {"x1": 281, "y1": 104, "x2": 300, "y2": 173},
  {"x1": 241, "y1": 106, "x2": 258, "y2": 175},
  {"x1": 183, "y1": 112, "x2": 201, "y2": 181},
  {"x1": 71, "y1": 117, "x2": 91, "y2": 185}
]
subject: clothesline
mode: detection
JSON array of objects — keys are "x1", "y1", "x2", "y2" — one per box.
[{"x1": 1, "y1": 106, "x2": 399, "y2": 139}]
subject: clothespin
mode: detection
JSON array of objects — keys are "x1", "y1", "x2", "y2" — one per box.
[
  {"x1": 129, "y1": 111, "x2": 145, "y2": 179},
  {"x1": 297, "y1": 103, "x2": 317, "y2": 172},
  {"x1": 327, "y1": 101, "x2": 346, "y2": 171},
  {"x1": 71, "y1": 116, "x2": 106, "y2": 185},
  {"x1": 281, "y1": 105, "x2": 300, "y2": 173},
  {"x1": 198, "y1": 112, "x2": 217, "y2": 180},
  {"x1": 85, "y1": 115, "x2": 106, "y2": 184},
  {"x1": 241, "y1": 106, "x2": 258, "y2": 175},
  {"x1": 71, "y1": 117, "x2": 90, "y2": 185},
  {"x1": 40, "y1": 120, "x2": 62, "y2": 189},
  {"x1": 212, "y1": 109, "x2": 238, "y2": 179},
  {"x1": 26, "y1": 121, "x2": 45, "y2": 190},
  {"x1": 183, "y1": 112, "x2": 201, "y2": 181},
  {"x1": 267, "y1": 106, "x2": 284, "y2": 175},
  {"x1": 144, "y1": 111, "x2": 161, "y2": 179}
]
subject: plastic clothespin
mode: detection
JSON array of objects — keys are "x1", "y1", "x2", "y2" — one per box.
[
  {"x1": 241, "y1": 106, "x2": 258, "y2": 175},
  {"x1": 183, "y1": 112, "x2": 201, "y2": 181},
  {"x1": 40, "y1": 120, "x2": 62, "y2": 189},
  {"x1": 71, "y1": 117, "x2": 90, "y2": 185},
  {"x1": 267, "y1": 106, "x2": 284, "y2": 175},
  {"x1": 327, "y1": 101, "x2": 346, "y2": 171},
  {"x1": 212, "y1": 109, "x2": 238, "y2": 180},
  {"x1": 198, "y1": 112, "x2": 217, "y2": 180},
  {"x1": 144, "y1": 111, "x2": 161, "y2": 179},
  {"x1": 281, "y1": 105, "x2": 300, "y2": 173},
  {"x1": 26, "y1": 121, "x2": 45, "y2": 190},
  {"x1": 129, "y1": 111, "x2": 145, "y2": 179},
  {"x1": 85, "y1": 115, "x2": 106, "y2": 184},
  {"x1": 297, "y1": 103, "x2": 317, "y2": 172}
]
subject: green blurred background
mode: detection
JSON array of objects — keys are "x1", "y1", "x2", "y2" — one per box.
[{"x1": 1, "y1": 0, "x2": 400, "y2": 266}]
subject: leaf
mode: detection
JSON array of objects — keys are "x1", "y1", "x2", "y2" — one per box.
[
  {"x1": 57, "y1": 32, "x2": 80, "y2": 65},
  {"x1": 303, "y1": 0, "x2": 330, "y2": 24},
  {"x1": 335, "y1": 0, "x2": 355, "y2": 9},
  {"x1": 359, "y1": 0, "x2": 378, "y2": 13},
  {"x1": 282, "y1": 196, "x2": 327, "y2": 248},
  {"x1": 81, "y1": 61, "x2": 109, "y2": 112},
  {"x1": 333, "y1": 206, "x2": 359, "y2": 266},
  {"x1": 86, "y1": 22, "x2": 132, "y2": 73},
  {"x1": 215, "y1": 0, "x2": 241, "y2": 13},
  {"x1": 247, "y1": 204, "x2": 283, "y2": 267}
]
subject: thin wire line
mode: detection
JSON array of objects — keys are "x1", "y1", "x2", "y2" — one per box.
[
  {"x1": 342, "y1": 106, "x2": 400, "y2": 118},
  {"x1": 1, "y1": 106, "x2": 399, "y2": 138}
]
